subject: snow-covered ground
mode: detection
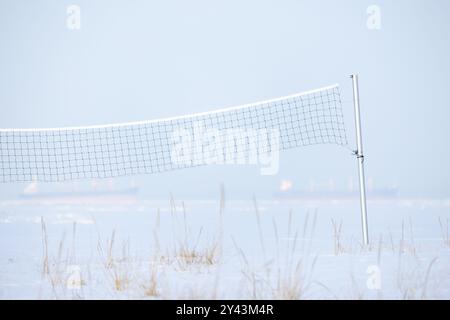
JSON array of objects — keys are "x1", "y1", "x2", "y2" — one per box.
[{"x1": 0, "y1": 196, "x2": 449, "y2": 299}]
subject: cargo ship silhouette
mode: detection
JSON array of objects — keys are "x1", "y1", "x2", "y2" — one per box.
[
  {"x1": 19, "y1": 179, "x2": 139, "y2": 204},
  {"x1": 273, "y1": 178, "x2": 398, "y2": 200}
]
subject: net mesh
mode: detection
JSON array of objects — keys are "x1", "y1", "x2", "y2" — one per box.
[{"x1": 0, "y1": 84, "x2": 347, "y2": 182}]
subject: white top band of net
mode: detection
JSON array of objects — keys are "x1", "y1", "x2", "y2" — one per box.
[{"x1": 0, "y1": 84, "x2": 347, "y2": 182}]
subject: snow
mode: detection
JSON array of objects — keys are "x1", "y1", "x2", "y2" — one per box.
[{"x1": 0, "y1": 197, "x2": 449, "y2": 299}]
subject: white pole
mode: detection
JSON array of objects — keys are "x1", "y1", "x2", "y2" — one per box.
[{"x1": 351, "y1": 74, "x2": 369, "y2": 246}]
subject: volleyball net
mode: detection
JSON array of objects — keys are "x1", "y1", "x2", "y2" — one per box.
[{"x1": 0, "y1": 84, "x2": 347, "y2": 182}]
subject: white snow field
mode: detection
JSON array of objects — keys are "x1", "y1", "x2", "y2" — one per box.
[{"x1": 0, "y1": 196, "x2": 449, "y2": 300}]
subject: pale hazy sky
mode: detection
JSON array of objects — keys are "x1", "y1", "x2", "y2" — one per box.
[{"x1": 1, "y1": 0, "x2": 449, "y2": 198}]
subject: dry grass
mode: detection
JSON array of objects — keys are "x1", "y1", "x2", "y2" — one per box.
[
  {"x1": 272, "y1": 212, "x2": 318, "y2": 300},
  {"x1": 235, "y1": 203, "x2": 319, "y2": 300},
  {"x1": 40, "y1": 218, "x2": 85, "y2": 298},
  {"x1": 396, "y1": 254, "x2": 438, "y2": 299},
  {"x1": 395, "y1": 218, "x2": 418, "y2": 256},
  {"x1": 438, "y1": 217, "x2": 450, "y2": 248},
  {"x1": 111, "y1": 241, "x2": 133, "y2": 291},
  {"x1": 331, "y1": 218, "x2": 345, "y2": 255},
  {"x1": 41, "y1": 217, "x2": 49, "y2": 275},
  {"x1": 142, "y1": 268, "x2": 159, "y2": 297},
  {"x1": 96, "y1": 229, "x2": 135, "y2": 292},
  {"x1": 35, "y1": 189, "x2": 448, "y2": 300},
  {"x1": 175, "y1": 234, "x2": 219, "y2": 266},
  {"x1": 171, "y1": 199, "x2": 221, "y2": 268}
]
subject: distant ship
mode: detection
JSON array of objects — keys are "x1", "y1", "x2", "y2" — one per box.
[
  {"x1": 273, "y1": 178, "x2": 398, "y2": 200},
  {"x1": 19, "y1": 179, "x2": 139, "y2": 204},
  {"x1": 273, "y1": 187, "x2": 398, "y2": 200}
]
